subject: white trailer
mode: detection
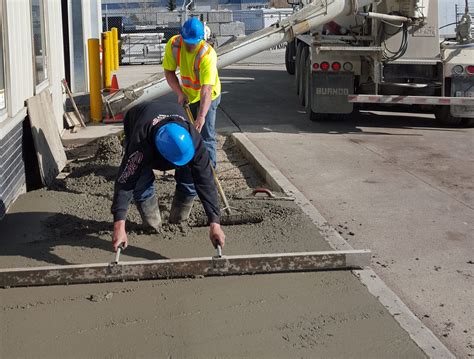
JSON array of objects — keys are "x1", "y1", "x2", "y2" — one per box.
[{"x1": 286, "y1": 0, "x2": 474, "y2": 125}]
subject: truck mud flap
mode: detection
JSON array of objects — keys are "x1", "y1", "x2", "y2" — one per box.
[{"x1": 311, "y1": 73, "x2": 354, "y2": 114}]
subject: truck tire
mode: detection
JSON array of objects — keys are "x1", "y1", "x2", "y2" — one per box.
[
  {"x1": 285, "y1": 41, "x2": 296, "y2": 75},
  {"x1": 434, "y1": 106, "x2": 471, "y2": 127},
  {"x1": 295, "y1": 42, "x2": 305, "y2": 95},
  {"x1": 298, "y1": 46, "x2": 309, "y2": 106}
]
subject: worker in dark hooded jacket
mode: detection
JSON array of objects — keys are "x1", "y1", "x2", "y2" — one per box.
[{"x1": 111, "y1": 101, "x2": 225, "y2": 252}]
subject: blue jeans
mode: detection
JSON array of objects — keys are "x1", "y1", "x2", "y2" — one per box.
[
  {"x1": 175, "y1": 95, "x2": 220, "y2": 197},
  {"x1": 133, "y1": 168, "x2": 156, "y2": 202}
]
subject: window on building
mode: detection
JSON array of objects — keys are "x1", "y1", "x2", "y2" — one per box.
[
  {"x1": 0, "y1": 2, "x2": 6, "y2": 111},
  {"x1": 31, "y1": 0, "x2": 47, "y2": 86}
]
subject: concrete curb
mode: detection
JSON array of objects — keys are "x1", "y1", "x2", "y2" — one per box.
[{"x1": 231, "y1": 132, "x2": 455, "y2": 359}]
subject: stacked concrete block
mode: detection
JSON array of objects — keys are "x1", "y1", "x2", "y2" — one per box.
[
  {"x1": 190, "y1": 12, "x2": 209, "y2": 22},
  {"x1": 207, "y1": 10, "x2": 233, "y2": 24},
  {"x1": 156, "y1": 13, "x2": 180, "y2": 25},
  {"x1": 207, "y1": 22, "x2": 220, "y2": 36},
  {"x1": 219, "y1": 21, "x2": 245, "y2": 36}
]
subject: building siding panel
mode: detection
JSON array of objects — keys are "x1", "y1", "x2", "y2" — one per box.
[
  {"x1": 4, "y1": 0, "x2": 34, "y2": 118},
  {"x1": 45, "y1": 0, "x2": 66, "y2": 131},
  {"x1": 0, "y1": 121, "x2": 26, "y2": 218}
]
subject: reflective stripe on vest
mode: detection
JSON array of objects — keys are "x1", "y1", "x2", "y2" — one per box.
[
  {"x1": 171, "y1": 36, "x2": 212, "y2": 91},
  {"x1": 171, "y1": 36, "x2": 182, "y2": 67}
]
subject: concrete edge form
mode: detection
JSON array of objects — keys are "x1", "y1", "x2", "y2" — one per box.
[{"x1": 231, "y1": 132, "x2": 455, "y2": 359}]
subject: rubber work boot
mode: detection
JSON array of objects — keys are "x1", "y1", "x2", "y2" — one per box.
[
  {"x1": 136, "y1": 195, "x2": 162, "y2": 231},
  {"x1": 169, "y1": 191, "x2": 195, "y2": 224}
]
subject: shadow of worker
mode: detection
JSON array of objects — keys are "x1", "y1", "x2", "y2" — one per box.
[{"x1": 0, "y1": 211, "x2": 168, "y2": 266}]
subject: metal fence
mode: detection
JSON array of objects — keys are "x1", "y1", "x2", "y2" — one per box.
[
  {"x1": 102, "y1": 7, "x2": 293, "y2": 64},
  {"x1": 103, "y1": 13, "x2": 181, "y2": 64},
  {"x1": 233, "y1": 9, "x2": 292, "y2": 34},
  {"x1": 121, "y1": 33, "x2": 166, "y2": 64},
  {"x1": 102, "y1": 8, "x2": 293, "y2": 34},
  {"x1": 455, "y1": 1, "x2": 474, "y2": 36}
]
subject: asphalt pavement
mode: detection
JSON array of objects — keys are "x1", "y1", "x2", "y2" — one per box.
[{"x1": 218, "y1": 62, "x2": 474, "y2": 358}]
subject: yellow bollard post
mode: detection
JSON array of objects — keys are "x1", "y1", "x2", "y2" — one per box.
[
  {"x1": 88, "y1": 38, "x2": 102, "y2": 122},
  {"x1": 108, "y1": 31, "x2": 115, "y2": 72},
  {"x1": 112, "y1": 27, "x2": 120, "y2": 70},
  {"x1": 102, "y1": 32, "x2": 111, "y2": 88}
]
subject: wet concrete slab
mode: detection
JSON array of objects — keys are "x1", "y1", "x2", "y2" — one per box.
[{"x1": 0, "y1": 133, "x2": 426, "y2": 357}]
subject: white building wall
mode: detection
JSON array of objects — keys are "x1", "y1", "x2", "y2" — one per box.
[
  {"x1": 82, "y1": 0, "x2": 93, "y2": 89},
  {"x1": 45, "y1": 0, "x2": 66, "y2": 131},
  {"x1": 68, "y1": 0, "x2": 102, "y2": 93},
  {"x1": 3, "y1": 0, "x2": 34, "y2": 119},
  {"x1": 0, "y1": 0, "x2": 68, "y2": 218},
  {"x1": 2, "y1": 0, "x2": 65, "y2": 132}
]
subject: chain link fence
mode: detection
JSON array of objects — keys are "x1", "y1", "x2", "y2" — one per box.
[
  {"x1": 455, "y1": 1, "x2": 474, "y2": 36},
  {"x1": 102, "y1": 6, "x2": 293, "y2": 65}
]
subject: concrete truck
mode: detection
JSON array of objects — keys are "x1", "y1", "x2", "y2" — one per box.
[
  {"x1": 104, "y1": 0, "x2": 474, "y2": 126},
  {"x1": 285, "y1": 0, "x2": 474, "y2": 125}
]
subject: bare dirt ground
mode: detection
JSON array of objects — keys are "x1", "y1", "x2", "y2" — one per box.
[{"x1": 0, "y1": 134, "x2": 425, "y2": 358}]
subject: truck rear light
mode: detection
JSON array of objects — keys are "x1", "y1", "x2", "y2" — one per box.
[
  {"x1": 452, "y1": 65, "x2": 464, "y2": 75},
  {"x1": 313, "y1": 63, "x2": 319, "y2": 71},
  {"x1": 343, "y1": 62, "x2": 353, "y2": 71},
  {"x1": 466, "y1": 65, "x2": 474, "y2": 75},
  {"x1": 321, "y1": 62, "x2": 330, "y2": 71},
  {"x1": 332, "y1": 62, "x2": 341, "y2": 71}
]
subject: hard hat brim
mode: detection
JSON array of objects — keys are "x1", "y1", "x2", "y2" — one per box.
[{"x1": 173, "y1": 146, "x2": 195, "y2": 166}]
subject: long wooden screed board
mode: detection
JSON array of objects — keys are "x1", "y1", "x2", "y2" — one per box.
[{"x1": 0, "y1": 250, "x2": 371, "y2": 288}]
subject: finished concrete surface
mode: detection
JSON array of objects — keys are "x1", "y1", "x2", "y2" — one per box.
[{"x1": 218, "y1": 63, "x2": 473, "y2": 357}]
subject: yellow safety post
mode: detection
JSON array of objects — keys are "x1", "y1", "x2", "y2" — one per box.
[
  {"x1": 102, "y1": 32, "x2": 111, "y2": 88},
  {"x1": 112, "y1": 27, "x2": 120, "y2": 70},
  {"x1": 87, "y1": 38, "x2": 102, "y2": 122},
  {"x1": 108, "y1": 31, "x2": 115, "y2": 72}
]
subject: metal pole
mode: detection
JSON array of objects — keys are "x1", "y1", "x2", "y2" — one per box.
[
  {"x1": 105, "y1": 4, "x2": 109, "y2": 30},
  {"x1": 102, "y1": 32, "x2": 112, "y2": 88},
  {"x1": 107, "y1": 31, "x2": 114, "y2": 73},
  {"x1": 112, "y1": 27, "x2": 120, "y2": 70},
  {"x1": 87, "y1": 39, "x2": 102, "y2": 122}
]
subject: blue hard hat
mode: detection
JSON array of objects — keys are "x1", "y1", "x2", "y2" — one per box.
[
  {"x1": 181, "y1": 18, "x2": 204, "y2": 45},
  {"x1": 155, "y1": 123, "x2": 195, "y2": 166}
]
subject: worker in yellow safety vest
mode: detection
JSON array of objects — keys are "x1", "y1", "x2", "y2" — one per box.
[{"x1": 163, "y1": 17, "x2": 221, "y2": 218}]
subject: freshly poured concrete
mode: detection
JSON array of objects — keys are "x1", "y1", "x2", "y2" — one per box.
[
  {"x1": 0, "y1": 136, "x2": 329, "y2": 268},
  {"x1": 0, "y1": 134, "x2": 426, "y2": 357},
  {"x1": 1, "y1": 272, "x2": 425, "y2": 358}
]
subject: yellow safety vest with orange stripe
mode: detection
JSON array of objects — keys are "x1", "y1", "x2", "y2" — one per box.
[{"x1": 163, "y1": 35, "x2": 221, "y2": 104}]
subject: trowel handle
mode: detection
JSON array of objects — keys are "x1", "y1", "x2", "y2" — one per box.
[
  {"x1": 114, "y1": 244, "x2": 125, "y2": 263},
  {"x1": 216, "y1": 244, "x2": 222, "y2": 258}
]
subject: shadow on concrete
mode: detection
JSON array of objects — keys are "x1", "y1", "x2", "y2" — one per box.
[
  {"x1": 218, "y1": 67, "x2": 469, "y2": 135},
  {"x1": 0, "y1": 212, "x2": 167, "y2": 266}
]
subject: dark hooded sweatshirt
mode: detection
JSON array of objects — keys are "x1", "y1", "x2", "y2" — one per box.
[{"x1": 111, "y1": 101, "x2": 220, "y2": 224}]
